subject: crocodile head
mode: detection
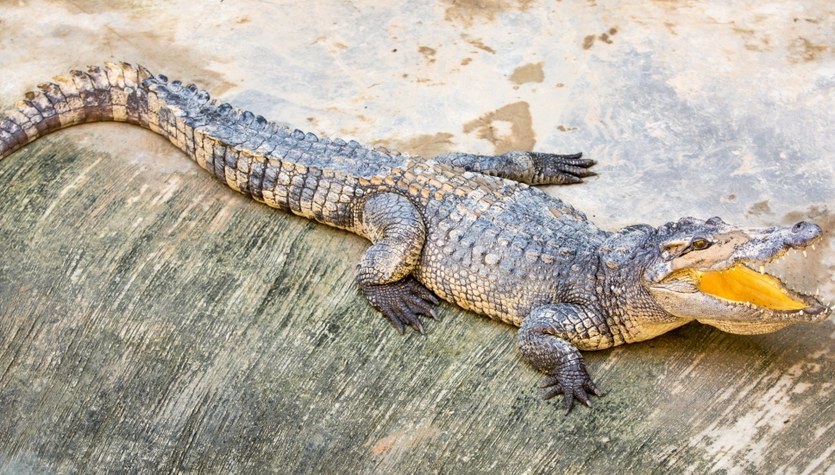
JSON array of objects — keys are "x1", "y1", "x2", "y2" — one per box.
[{"x1": 601, "y1": 217, "x2": 831, "y2": 334}]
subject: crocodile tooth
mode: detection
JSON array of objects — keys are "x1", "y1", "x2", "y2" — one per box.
[
  {"x1": 803, "y1": 250, "x2": 807, "y2": 257},
  {"x1": 812, "y1": 245, "x2": 816, "y2": 251},
  {"x1": 759, "y1": 265, "x2": 765, "y2": 274}
]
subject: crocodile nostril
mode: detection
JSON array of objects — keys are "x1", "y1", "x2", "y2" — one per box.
[{"x1": 790, "y1": 221, "x2": 822, "y2": 243}]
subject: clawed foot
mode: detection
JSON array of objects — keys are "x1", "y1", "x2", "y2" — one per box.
[
  {"x1": 530, "y1": 152, "x2": 597, "y2": 185},
  {"x1": 361, "y1": 277, "x2": 440, "y2": 334},
  {"x1": 540, "y1": 362, "x2": 604, "y2": 413}
]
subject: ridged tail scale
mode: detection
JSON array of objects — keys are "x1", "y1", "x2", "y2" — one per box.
[
  {"x1": 0, "y1": 63, "x2": 152, "y2": 159},
  {"x1": 0, "y1": 62, "x2": 405, "y2": 231}
]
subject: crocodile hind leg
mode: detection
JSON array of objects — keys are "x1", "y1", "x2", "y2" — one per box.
[
  {"x1": 357, "y1": 193, "x2": 439, "y2": 334},
  {"x1": 431, "y1": 151, "x2": 596, "y2": 185},
  {"x1": 518, "y1": 304, "x2": 607, "y2": 412}
]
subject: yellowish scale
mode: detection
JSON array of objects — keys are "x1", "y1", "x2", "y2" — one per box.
[{"x1": 695, "y1": 263, "x2": 807, "y2": 311}]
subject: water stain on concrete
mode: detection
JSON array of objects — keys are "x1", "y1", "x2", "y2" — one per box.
[
  {"x1": 600, "y1": 27, "x2": 619, "y2": 44},
  {"x1": 35, "y1": 22, "x2": 236, "y2": 98},
  {"x1": 747, "y1": 200, "x2": 772, "y2": 216},
  {"x1": 731, "y1": 26, "x2": 772, "y2": 52},
  {"x1": 651, "y1": 0, "x2": 697, "y2": 11},
  {"x1": 583, "y1": 27, "x2": 619, "y2": 50},
  {"x1": 509, "y1": 62, "x2": 544, "y2": 85},
  {"x1": 55, "y1": 0, "x2": 151, "y2": 14},
  {"x1": 788, "y1": 37, "x2": 829, "y2": 63},
  {"x1": 373, "y1": 132, "x2": 455, "y2": 158},
  {"x1": 461, "y1": 34, "x2": 496, "y2": 54},
  {"x1": 443, "y1": 0, "x2": 534, "y2": 26},
  {"x1": 418, "y1": 46, "x2": 437, "y2": 65},
  {"x1": 463, "y1": 102, "x2": 535, "y2": 154}
]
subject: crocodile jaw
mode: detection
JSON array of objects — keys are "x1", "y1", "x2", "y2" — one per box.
[
  {"x1": 645, "y1": 219, "x2": 830, "y2": 334},
  {"x1": 650, "y1": 262, "x2": 830, "y2": 334}
]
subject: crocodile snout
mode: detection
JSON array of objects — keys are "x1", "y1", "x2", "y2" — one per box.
[{"x1": 789, "y1": 221, "x2": 822, "y2": 247}]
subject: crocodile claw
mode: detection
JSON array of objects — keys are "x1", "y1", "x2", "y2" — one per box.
[
  {"x1": 531, "y1": 151, "x2": 597, "y2": 185},
  {"x1": 362, "y1": 277, "x2": 440, "y2": 335},
  {"x1": 540, "y1": 362, "x2": 604, "y2": 413}
]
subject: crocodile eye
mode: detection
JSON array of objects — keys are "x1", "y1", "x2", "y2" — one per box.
[{"x1": 691, "y1": 238, "x2": 711, "y2": 251}]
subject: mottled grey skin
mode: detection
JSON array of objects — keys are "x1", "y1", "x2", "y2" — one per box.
[{"x1": 1, "y1": 63, "x2": 830, "y2": 412}]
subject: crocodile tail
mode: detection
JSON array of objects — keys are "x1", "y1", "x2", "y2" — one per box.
[
  {"x1": 0, "y1": 62, "x2": 159, "y2": 161},
  {"x1": 0, "y1": 63, "x2": 395, "y2": 232}
]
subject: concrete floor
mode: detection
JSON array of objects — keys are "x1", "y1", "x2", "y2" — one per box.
[{"x1": 0, "y1": 1, "x2": 833, "y2": 473}]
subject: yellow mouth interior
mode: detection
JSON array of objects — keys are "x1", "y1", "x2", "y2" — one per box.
[{"x1": 681, "y1": 263, "x2": 807, "y2": 311}]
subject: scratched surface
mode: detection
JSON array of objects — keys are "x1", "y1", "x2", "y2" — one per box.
[{"x1": 0, "y1": 1, "x2": 833, "y2": 473}]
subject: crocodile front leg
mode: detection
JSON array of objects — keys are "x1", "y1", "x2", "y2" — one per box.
[
  {"x1": 518, "y1": 304, "x2": 606, "y2": 412},
  {"x1": 357, "y1": 193, "x2": 439, "y2": 334},
  {"x1": 431, "y1": 151, "x2": 596, "y2": 185}
]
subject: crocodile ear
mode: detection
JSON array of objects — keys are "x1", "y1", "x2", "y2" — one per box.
[{"x1": 600, "y1": 224, "x2": 655, "y2": 269}]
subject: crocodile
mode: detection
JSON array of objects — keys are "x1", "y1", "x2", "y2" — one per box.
[{"x1": 1, "y1": 63, "x2": 830, "y2": 411}]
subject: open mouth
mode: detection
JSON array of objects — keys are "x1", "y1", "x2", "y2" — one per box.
[
  {"x1": 663, "y1": 255, "x2": 827, "y2": 316},
  {"x1": 670, "y1": 263, "x2": 810, "y2": 311}
]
